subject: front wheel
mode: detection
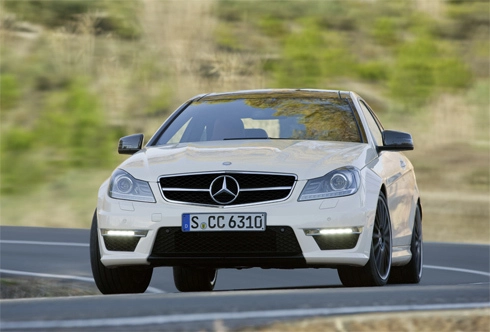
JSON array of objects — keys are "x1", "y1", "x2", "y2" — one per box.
[
  {"x1": 389, "y1": 205, "x2": 423, "y2": 284},
  {"x1": 90, "y1": 210, "x2": 153, "y2": 294},
  {"x1": 338, "y1": 192, "x2": 392, "y2": 287},
  {"x1": 173, "y1": 266, "x2": 217, "y2": 292}
]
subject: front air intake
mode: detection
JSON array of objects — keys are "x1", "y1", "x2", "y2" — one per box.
[
  {"x1": 151, "y1": 226, "x2": 302, "y2": 257},
  {"x1": 103, "y1": 237, "x2": 140, "y2": 252}
]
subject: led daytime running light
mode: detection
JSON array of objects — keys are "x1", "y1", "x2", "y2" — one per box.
[
  {"x1": 102, "y1": 229, "x2": 148, "y2": 237},
  {"x1": 304, "y1": 227, "x2": 362, "y2": 236}
]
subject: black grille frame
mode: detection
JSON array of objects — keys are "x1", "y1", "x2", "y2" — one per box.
[{"x1": 159, "y1": 172, "x2": 296, "y2": 207}]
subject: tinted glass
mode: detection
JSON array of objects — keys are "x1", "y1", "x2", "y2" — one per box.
[{"x1": 154, "y1": 98, "x2": 362, "y2": 145}]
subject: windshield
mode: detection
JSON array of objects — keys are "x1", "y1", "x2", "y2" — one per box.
[{"x1": 153, "y1": 97, "x2": 362, "y2": 145}]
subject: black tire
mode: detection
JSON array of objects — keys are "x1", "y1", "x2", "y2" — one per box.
[
  {"x1": 389, "y1": 205, "x2": 423, "y2": 284},
  {"x1": 173, "y1": 266, "x2": 217, "y2": 292},
  {"x1": 90, "y1": 210, "x2": 153, "y2": 294},
  {"x1": 338, "y1": 192, "x2": 392, "y2": 287}
]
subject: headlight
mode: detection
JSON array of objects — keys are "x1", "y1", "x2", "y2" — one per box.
[
  {"x1": 108, "y1": 169, "x2": 156, "y2": 203},
  {"x1": 298, "y1": 167, "x2": 360, "y2": 201}
]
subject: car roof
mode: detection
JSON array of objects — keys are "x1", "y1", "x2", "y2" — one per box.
[{"x1": 196, "y1": 89, "x2": 350, "y2": 101}]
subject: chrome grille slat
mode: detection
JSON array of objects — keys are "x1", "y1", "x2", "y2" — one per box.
[
  {"x1": 160, "y1": 188, "x2": 209, "y2": 192},
  {"x1": 239, "y1": 187, "x2": 292, "y2": 191}
]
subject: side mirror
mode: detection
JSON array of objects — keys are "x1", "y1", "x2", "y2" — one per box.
[
  {"x1": 118, "y1": 134, "x2": 144, "y2": 155},
  {"x1": 378, "y1": 130, "x2": 414, "y2": 152}
]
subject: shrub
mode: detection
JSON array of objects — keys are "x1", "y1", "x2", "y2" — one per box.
[
  {"x1": 434, "y1": 58, "x2": 472, "y2": 89},
  {"x1": 215, "y1": 23, "x2": 243, "y2": 51},
  {"x1": 445, "y1": 1, "x2": 490, "y2": 39},
  {"x1": 35, "y1": 78, "x2": 116, "y2": 168},
  {"x1": 0, "y1": 74, "x2": 20, "y2": 110},
  {"x1": 257, "y1": 15, "x2": 287, "y2": 38},
  {"x1": 389, "y1": 36, "x2": 438, "y2": 107},
  {"x1": 372, "y1": 17, "x2": 399, "y2": 46},
  {"x1": 357, "y1": 62, "x2": 389, "y2": 82},
  {"x1": 273, "y1": 22, "x2": 324, "y2": 87},
  {"x1": 3, "y1": 0, "x2": 92, "y2": 27},
  {"x1": 0, "y1": 128, "x2": 44, "y2": 194},
  {"x1": 3, "y1": 0, "x2": 141, "y2": 39}
]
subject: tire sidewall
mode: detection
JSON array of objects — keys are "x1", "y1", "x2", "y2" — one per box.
[
  {"x1": 411, "y1": 205, "x2": 423, "y2": 281},
  {"x1": 370, "y1": 192, "x2": 392, "y2": 285},
  {"x1": 90, "y1": 210, "x2": 102, "y2": 279}
]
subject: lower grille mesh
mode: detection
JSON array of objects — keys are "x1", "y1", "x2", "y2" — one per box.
[{"x1": 151, "y1": 226, "x2": 302, "y2": 257}]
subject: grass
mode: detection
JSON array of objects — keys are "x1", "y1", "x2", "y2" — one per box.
[
  {"x1": 4, "y1": 86, "x2": 487, "y2": 242},
  {"x1": 0, "y1": 3, "x2": 487, "y2": 331},
  {"x1": 1, "y1": 123, "x2": 488, "y2": 244},
  {"x1": 1, "y1": 154, "x2": 488, "y2": 243},
  {"x1": 0, "y1": 0, "x2": 488, "y2": 274},
  {"x1": 1, "y1": 278, "x2": 488, "y2": 332},
  {"x1": 0, "y1": 277, "x2": 99, "y2": 299},
  {"x1": 0, "y1": 168, "x2": 110, "y2": 228},
  {"x1": 1, "y1": 278, "x2": 487, "y2": 332},
  {"x1": 242, "y1": 309, "x2": 490, "y2": 332},
  {"x1": 422, "y1": 192, "x2": 489, "y2": 244}
]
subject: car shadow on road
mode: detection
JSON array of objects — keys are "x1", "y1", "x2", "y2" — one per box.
[{"x1": 214, "y1": 284, "x2": 345, "y2": 293}]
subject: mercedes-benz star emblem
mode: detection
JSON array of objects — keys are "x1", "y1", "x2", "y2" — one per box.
[{"x1": 209, "y1": 175, "x2": 240, "y2": 204}]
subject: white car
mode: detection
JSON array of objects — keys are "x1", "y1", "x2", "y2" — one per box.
[{"x1": 90, "y1": 89, "x2": 423, "y2": 293}]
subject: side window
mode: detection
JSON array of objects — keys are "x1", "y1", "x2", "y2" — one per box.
[{"x1": 359, "y1": 101, "x2": 384, "y2": 146}]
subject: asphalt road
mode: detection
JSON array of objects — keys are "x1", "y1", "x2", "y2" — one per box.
[{"x1": 1, "y1": 226, "x2": 489, "y2": 331}]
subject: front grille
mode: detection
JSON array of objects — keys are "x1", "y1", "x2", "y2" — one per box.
[
  {"x1": 313, "y1": 234, "x2": 360, "y2": 250},
  {"x1": 103, "y1": 237, "x2": 140, "y2": 251},
  {"x1": 159, "y1": 172, "x2": 296, "y2": 206},
  {"x1": 151, "y1": 226, "x2": 302, "y2": 257}
]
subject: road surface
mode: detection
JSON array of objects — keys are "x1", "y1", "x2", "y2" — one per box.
[{"x1": 1, "y1": 226, "x2": 489, "y2": 331}]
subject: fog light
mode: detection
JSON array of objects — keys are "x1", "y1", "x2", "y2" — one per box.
[
  {"x1": 304, "y1": 227, "x2": 362, "y2": 236},
  {"x1": 101, "y1": 229, "x2": 148, "y2": 237}
]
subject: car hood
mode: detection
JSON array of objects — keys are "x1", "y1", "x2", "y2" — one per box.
[{"x1": 119, "y1": 140, "x2": 376, "y2": 182}]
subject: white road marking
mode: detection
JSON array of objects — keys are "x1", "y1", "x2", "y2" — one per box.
[
  {"x1": 1, "y1": 302, "x2": 488, "y2": 330},
  {"x1": 0, "y1": 269, "x2": 165, "y2": 294},
  {"x1": 0, "y1": 269, "x2": 94, "y2": 283},
  {"x1": 2, "y1": 240, "x2": 488, "y2": 296},
  {"x1": 424, "y1": 265, "x2": 490, "y2": 278},
  {"x1": 0, "y1": 240, "x2": 88, "y2": 247}
]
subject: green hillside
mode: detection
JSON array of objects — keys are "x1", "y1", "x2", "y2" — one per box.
[{"x1": 1, "y1": 0, "x2": 488, "y2": 242}]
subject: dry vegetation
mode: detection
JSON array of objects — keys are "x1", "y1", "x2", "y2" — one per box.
[
  {"x1": 387, "y1": 91, "x2": 489, "y2": 243},
  {"x1": 0, "y1": 277, "x2": 99, "y2": 299},
  {"x1": 1, "y1": 277, "x2": 487, "y2": 332},
  {"x1": 0, "y1": 5, "x2": 488, "y2": 332},
  {"x1": 243, "y1": 309, "x2": 490, "y2": 332},
  {"x1": 0, "y1": 0, "x2": 489, "y2": 245}
]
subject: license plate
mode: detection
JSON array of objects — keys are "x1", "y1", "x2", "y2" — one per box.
[{"x1": 182, "y1": 213, "x2": 266, "y2": 232}]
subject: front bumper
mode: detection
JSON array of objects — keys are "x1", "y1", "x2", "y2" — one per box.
[{"x1": 97, "y1": 181, "x2": 376, "y2": 269}]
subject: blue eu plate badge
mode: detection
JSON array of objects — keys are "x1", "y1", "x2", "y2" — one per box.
[{"x1": 182, "y1": 214, "x2": 190, "y2": 232}]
